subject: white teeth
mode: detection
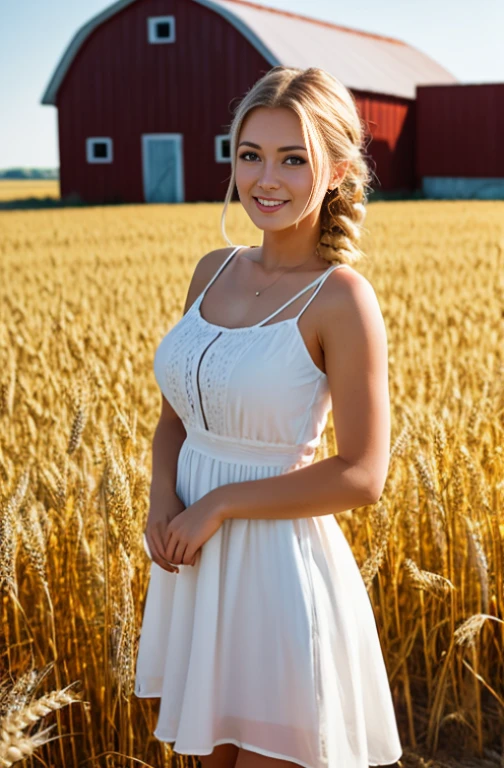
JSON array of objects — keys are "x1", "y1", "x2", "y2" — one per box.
[{"x1": 257, "y1": 198, "x2": 285, "y2": 207}]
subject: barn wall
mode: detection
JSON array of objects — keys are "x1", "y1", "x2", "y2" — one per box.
[
  {"x1": 352, "y1": 90, "x2": 416, "y2": 192},
  {"x1": 416, "y1": 83, "x2": 504, "y2": 198}
]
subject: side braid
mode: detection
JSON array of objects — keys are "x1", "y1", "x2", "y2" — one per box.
[{"x1": 316, "y1": 177, "x2": 368, "y2": 265}]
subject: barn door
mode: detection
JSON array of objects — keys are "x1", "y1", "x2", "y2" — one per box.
[{"x1": 142, "y1": 134, "x2": 184, "y2": 203}]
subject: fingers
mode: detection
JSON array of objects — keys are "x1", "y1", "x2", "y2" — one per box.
[
  {"x1": 182, "y1": 548, "x2": 197, "y2": 566},
  {"x1": 190, "y1": 548, "x2": 200, "y2": 566},
  {"x1": 165, "y1": 537, "x2": 199, "y2": 567},
  {"x1": 168, "y1": 540, "x2": 192, "y2": 566},
  {"x1": 163, "y1": 528, "x2": 185, "y2": 566},
  {"x1": 145, "y1": 522, "x2": 200, "y2": 570},
  {"x1": 162, "y1": 526, "x2": 182, "y2": 565},
  {"x1": 145, "y1": 530, "x2": 179, "y2": 574}
]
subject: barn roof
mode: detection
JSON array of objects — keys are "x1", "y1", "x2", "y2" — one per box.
[{"x1": 41, "y1": 0, "x2": 458, "y2": 106}]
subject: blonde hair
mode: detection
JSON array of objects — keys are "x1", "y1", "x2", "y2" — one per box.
[{"x1": 220, "y1": 66, "x2": 373, "y2": 265}]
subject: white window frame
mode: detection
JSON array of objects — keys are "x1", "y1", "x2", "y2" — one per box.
[
  {"x1": 147, "y1": 16, "x2": 176, "y2": 44},
  {"x1": 86, "y1": 137, "x2": 113, "y2": 164},
  {"x1": 215, "y1": 134, "x2": 231, "y2": 163}
]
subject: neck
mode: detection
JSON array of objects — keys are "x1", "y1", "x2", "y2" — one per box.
[{"x1": 246, "y1": 245, "x2": 329, "y2": 274}]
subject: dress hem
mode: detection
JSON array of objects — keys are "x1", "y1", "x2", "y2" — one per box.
[
  {"x1": 135, "y1": 691, "x2": 404, "y2": 768},
  {"x1": 152, "y1": 729, "x2": 403, "y2": 768},
  {"x1": 134, "y1": 692, "x2": 403, "y2": 766}
]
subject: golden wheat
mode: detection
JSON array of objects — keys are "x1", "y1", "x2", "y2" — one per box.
[{"x1": 0, "y1": 683, "x2": 82, "y2": 766}]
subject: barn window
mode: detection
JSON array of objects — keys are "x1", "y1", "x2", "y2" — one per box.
[
  {"x1": 86, "y1": 137, "x2": 113, "y2": 164},
  {"x1": 215, "y1": 135, "x2": 231, "y2": 163},
  {"x1": 148, "y1": 16, "x2": 176, "y2": 44}
]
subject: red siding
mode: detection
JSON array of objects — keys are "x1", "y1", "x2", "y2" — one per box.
[
  {"x1": 353, "y1": 90, "x2": 416, "y2": 192},
  {"x1": 57, "y1": 0, "x2": 417, "y2": 203},
  {"x1": 416, "y1": 83, "x2": 504, "y2": 178}
]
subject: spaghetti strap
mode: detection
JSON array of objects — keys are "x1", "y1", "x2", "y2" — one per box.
[
  {"x1": 293, "y1": 263, "x2": 349, "y2": 322},
  {"x1": 258, "y1": 263, "x2": 349, "y2": 327},
  {"x1": 200, "y1": 245, "x2": 245, "y2": 299}
]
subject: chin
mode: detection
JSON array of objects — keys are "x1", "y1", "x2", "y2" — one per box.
[{"x1": 253, "y1": 219, "x2": 293, "y2": 232}]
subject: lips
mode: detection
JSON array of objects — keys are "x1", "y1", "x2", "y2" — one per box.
[
  {"x1": 253, "y1": 197, "x2": 290, "y2": 212},
  {"x1": 254, "y1": 197, "x2": 289, "y2": 203}
]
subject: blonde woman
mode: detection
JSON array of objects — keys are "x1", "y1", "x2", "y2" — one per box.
[{"x1": 135, "y1": 66, "x2": 403, "y2": 768}]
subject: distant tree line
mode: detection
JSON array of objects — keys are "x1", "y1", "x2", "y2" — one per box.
[{"x1": 0, "y1": 168, "x2": 59, "y2": 179}]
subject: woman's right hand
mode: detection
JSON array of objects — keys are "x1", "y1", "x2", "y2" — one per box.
[{"x1": 143, "y1": 498, "x2": 198, "y2": 573}]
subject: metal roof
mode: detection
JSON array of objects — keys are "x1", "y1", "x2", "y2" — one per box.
[{"x1": 41, "y1": 0, "x2": 458, "y2": 106}]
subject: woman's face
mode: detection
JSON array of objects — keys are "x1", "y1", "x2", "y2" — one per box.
[{"x1": 235, "y1": 106, "x2": 321, "y2": 233}]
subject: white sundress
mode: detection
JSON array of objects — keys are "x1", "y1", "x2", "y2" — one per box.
[{"x1": 134, "y1": 245, "x2": 403, "y2": 768}]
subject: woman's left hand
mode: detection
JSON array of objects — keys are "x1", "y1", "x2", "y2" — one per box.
[{"x1": 163, "y1": 492, "x2": 226, "y2": 566}]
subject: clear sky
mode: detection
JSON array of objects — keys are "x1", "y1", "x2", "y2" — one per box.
[{"x1": 1, "y1": 0, "x2": 503, "y2": 168}]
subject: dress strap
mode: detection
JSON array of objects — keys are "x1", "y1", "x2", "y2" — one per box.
[
  {"x1": 258, "y1": 263, "x2": 349, "y2": 327},
  {"x1": 200, "y1": 245, "x2": 245, "y2": 299},
  {"x1": 294, "y1": 263, "x2": 349, "y2": 321}
]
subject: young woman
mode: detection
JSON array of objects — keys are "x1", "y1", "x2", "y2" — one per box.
[{"x1": 135, "y1": 66, "x2": 403, "y2": 768}]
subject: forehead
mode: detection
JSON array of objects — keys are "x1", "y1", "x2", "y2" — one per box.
[{"x1": 240, "y1": 106, "x2": 303, "y2": 140}]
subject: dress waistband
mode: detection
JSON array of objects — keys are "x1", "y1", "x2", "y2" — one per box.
[{"x1": 183, "y1": 424, "x2": 319, "y2": 467}]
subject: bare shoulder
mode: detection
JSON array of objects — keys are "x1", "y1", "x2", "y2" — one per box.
[
  {"x1": 318, "y1": 264, "x2": 386, "y2": 344},
  {"x1": 182, "y1": 246, "x2": 239, "y2": 314}
]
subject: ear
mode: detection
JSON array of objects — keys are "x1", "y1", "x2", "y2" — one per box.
[{"x1": 329, "y1": 159, "x2": 350, "y2": 189}]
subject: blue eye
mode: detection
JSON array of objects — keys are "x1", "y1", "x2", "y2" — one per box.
[{"x1": 238, "y1": 151, "x2": 305, "y2": 166}]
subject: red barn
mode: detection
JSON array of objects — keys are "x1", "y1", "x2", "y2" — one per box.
[
  {"x1": 41, "y1": 0, "x2": 457, "y2": 204},
  {"x1": 417, "y1": 82, "x2": 504, "y2": 199}
]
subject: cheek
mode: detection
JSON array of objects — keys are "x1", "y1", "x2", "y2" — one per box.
[
  {"x1": 235, "y1": 165, "x2": 256, "y2": 188},
  {"x1": 283, "y1": 169, "x2": 313, "y2": 202},
  {"x1": 295, "y1": 166, "x2": 313, "y2": 191}
]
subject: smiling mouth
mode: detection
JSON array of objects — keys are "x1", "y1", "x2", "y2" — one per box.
[{"x1": 253, "y1": 197, "x2": 290, "y2": 210}]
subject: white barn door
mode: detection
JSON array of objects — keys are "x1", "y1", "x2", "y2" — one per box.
[{"x1": 142, "y1": 134, "x2": 184, "y2": 203}]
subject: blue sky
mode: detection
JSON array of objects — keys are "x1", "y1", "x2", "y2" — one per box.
[{"x1": 1, "y1": 0, "x2": 503, "y2": 168}]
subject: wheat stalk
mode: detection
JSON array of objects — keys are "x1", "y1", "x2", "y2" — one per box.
[
  {"x1": 0, "y1": 685, "x2": 82, "y2": 767},
  {"x1": 404, "y1": 557, "x2": 456, "y2": 599},
  {"x1": 0, "y1": 468, "x2": 30, "y2": 596},
  {"x1": 67, "y1": 384, "x2": 88, "y2": 455},
  {"x1": 360, "y1": 500, "x2": 392, "y2": 590},
  {"x1": 454, "y1": 613, "x2": 504, "y2": 650}
]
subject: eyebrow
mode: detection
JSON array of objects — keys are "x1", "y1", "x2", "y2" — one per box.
[{"x1": 238, "y1": 141, "x2": 307, "y2": 152}]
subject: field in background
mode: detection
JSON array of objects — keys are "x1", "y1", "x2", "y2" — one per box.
[
  {"x1": 0, "y1": 200, "x2": 503, "y2": 768},
  {"x1": 0, "y1": 179, "x2": 60, "y2": 201}
]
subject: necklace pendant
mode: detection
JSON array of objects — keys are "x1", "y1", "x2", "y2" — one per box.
[{"x1": 255, "y1": 290, "x2": 260, "y2": 296}]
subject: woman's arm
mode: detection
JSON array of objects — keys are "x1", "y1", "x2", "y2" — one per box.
[
  {"x1": 147, "y1": 398, "x2": 187, "y2": 524},
  {"x1": 209, "y1": 268, "x2": 391, "y2": 521}
]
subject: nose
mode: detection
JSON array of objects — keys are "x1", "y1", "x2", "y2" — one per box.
[{"x1": 257, "y1": 161, "x2": 281, "y2": 190}]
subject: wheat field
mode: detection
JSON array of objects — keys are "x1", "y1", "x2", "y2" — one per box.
[
  {"x1": 0, "y1": 186, "x2": 503, "y2": 767},
  {"x1": 0, "y1": 180, "x2": 60, "y2": 204}
]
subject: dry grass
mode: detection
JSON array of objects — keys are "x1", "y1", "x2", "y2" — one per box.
[{"x1": 0, "y1": 199, "x2": 503, "y2": 767}]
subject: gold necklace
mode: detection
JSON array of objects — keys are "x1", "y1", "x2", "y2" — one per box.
[{"x1": 251, "y1": 251, "x2": 317, "y2": 297}]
